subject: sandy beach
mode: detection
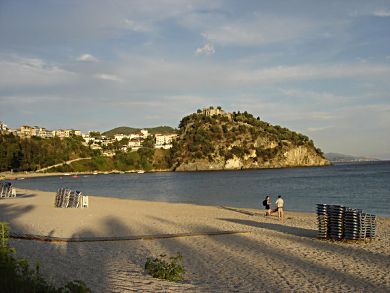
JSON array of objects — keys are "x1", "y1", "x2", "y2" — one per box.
[{"x1": 1, "y1": 188, "x2": 389, "y2": 292}]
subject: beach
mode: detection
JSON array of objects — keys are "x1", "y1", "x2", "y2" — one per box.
[{"x1": 1, "y1": 188, "x2": 389, "y2": 292}]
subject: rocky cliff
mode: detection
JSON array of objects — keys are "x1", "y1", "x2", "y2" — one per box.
[{"x1": 171, "y1": 108, "x2": 329, "y2": 171}]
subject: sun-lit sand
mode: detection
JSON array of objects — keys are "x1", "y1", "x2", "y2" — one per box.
[{"x1": 1, "y1": 188, "x2": 389, "y2": 292}]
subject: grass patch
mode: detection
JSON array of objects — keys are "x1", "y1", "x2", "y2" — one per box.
[{"x1": 145, "y1": 253, "x2": 185, "y2": 282}]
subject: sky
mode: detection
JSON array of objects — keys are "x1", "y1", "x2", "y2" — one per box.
[{"x1": 0, "y1": 0, "x2": 389, "y2": 159}]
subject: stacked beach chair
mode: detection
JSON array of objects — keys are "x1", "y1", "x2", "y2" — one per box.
[
  {"x1": 0, "y1": 182, "x2": 16, "y2": 199},
  {"x1": 365, "y1": 214, "x2": 377, "y2": 238},
  {"x1": 316, "y1": 204, "x2": 377, "y2": 241},
  {"x1": 316, "y1": 204, "x2": 328, "y2": 239},
  {"x1": 344, "y1": 208, "x2": 365, "y2": 240},
  {"x1": 328, "y1": 205, "x2": 345, "y2": 240},
  {"x1": 55, "y1": 188, "x2": 88, "y2": 208}
]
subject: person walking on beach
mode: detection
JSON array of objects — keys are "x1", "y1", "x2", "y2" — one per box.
[
  {"x1": 275, "y1": 195, "x2": 284, "y2": 220},
  {"x1": 262, "y1": 195, "x2": 271, "y2": 216}
]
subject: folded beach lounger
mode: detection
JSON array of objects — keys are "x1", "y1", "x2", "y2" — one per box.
[
  {"x1": 55, "y1": 188, "x2": 88, "y2": 208},
  {"x1": 0, "y1": 182, "x2": 15, "y2": 198}
]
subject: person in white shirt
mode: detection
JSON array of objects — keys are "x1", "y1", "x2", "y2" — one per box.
[{"x1": 274, "y1": 195, "x2": 284, "y2": 220}]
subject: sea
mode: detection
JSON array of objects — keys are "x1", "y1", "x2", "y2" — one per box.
[{"x1": 9, "y1": 161, "x2": 390, "y2": 217}]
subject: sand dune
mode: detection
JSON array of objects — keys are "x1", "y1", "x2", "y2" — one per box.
[{"x1": 1, "y1": 188, "x2": 389, "y2": 292}]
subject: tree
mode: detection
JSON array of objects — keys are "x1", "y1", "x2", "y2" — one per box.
[
  {"x1": 142, "y1": 136, "x2": 155, "y2": 148},
  {"x1": 89, "y1": 131, "x2": 101, "y2": 138}
]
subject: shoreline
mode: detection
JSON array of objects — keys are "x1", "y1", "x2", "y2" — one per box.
[
  {"x1": 1, "y1": 188, "x2": 390, "y2": 292},
  {"x1": 5, "y1": 184, "x2": 390, "y2": 219},
  {"x1": 3, "y1": 160, "x2": 389, "y2": 181},
  {"x1": 0, "y1": 163, "x2": 340, "y2": 181}
]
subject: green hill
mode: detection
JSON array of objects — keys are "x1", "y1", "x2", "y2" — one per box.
[
  {"x1": 103, "y1": 126, "x2": 177, "y2": 137},
  {"x1": 171, "y1": 108, "x2": 329, "y2": 171}
]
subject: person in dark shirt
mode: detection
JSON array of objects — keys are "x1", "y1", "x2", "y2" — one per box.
[{"x1": 262, "y1": 195, "x2": 271, "y2": 216}]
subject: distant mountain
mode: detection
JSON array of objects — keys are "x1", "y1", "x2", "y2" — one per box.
[
  {"x1": 325, "y1": 152, "x2": 379, "y2": 163},
  {"x1": 103, "y1": 126, "x2": 177, "y2": 137}
]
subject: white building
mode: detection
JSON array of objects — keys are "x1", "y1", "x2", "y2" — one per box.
[
  {"x1": 36, "y1": 128, "x2": 53, "y2": 138},
  {"x1": 128, "y1": 138, "x2": 142, "y2": 150},
  {"x1": 140, "y1": 129, "x2": 149, "y2": 137},
  {"x1": 18, "y1": 125, "x2": 36, "y2": 137},
  {"x1": 155, "y1": 134, "x2": 177, "y2": 149},
  {"x1": 114, "y1": 134, "x2": 127, "y2": 141},
  {"x1": 53, "y1": 129, "x2": 81, "y2": 138}
]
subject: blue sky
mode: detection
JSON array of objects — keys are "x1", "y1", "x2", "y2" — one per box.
[{"x1": 0, "y1": 0, "x2": 389, "y2": 159}]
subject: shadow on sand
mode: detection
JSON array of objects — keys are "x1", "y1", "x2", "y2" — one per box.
[{"x1": 1, "y1": 195, "x2": 389, "y2": 292}]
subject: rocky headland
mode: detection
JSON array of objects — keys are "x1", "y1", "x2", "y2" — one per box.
[{"x1": 171, "y1": 107, "x2": 329, "y2": 171}]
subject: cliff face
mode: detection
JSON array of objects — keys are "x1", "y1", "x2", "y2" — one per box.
[
  {"x1": 172, "y1": 109, "x2": 330, "y2": 171},
  {"x1": 175, "y1": 145, "x2": 329, "y2": 171}
]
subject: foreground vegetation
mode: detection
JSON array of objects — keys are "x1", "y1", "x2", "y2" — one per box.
[
  {"x1": 145, "y1": 253, "x2": 185, "y2": 282},
  {"x1": 0, "y1": 222, "x2": 91, "y2": 292}
]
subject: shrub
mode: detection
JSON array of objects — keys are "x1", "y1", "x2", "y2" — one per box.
[
  {"x1": 0, "y1": 222, "x2": 91, "y2": 292},
  {"x1": 145, "y1": 253, "x2": 185, "y2": 282}
]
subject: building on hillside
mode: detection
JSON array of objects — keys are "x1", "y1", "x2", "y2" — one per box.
[
  {"x1": 129, "y1": 133, "x2": 140, "y2": 140},
  {"x1": 155, "y1": 133, "x2": 177, "y2": 149},
  {"x1": 202, "y1": 106, "x2": 232, "y2": 119},
  {"x1": 36, "y1": 128, "x2": 53, "y2": 138},
  {"x1": 128, "y1": 138, "x2": 142, "y2": 150},
  {"x1": 114, "y1": 134, "x2": 127, "y2": 141},
  {"x1": 53, "y1": 129, "x2": 81, "y2": 138},
  {"x1": 18, "y1": 125, "x2": 36, "y2": 137},
  {"x1": 140, "y1": 129, "x2": 149, "y2": 137},
  {"x1": 53, "y1": 129, "x2": 66, "y2": 138}
]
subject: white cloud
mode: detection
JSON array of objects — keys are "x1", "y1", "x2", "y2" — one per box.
[
  {"x1": 307, "y1": 126, "x2": 332, "y2": 132},
  {"x1": 228, "y1": 63, "x2": 390, "y2": 84},
  {"x1": 280, "y1": 89, "x2": 353, "y2": 104},
  {"x1": 0, "y1": 56, "x2": 76, "y2": 88},
  {"x1": 123, "y1": 19, "x2": 150, "y2": 32},
  {"x1": 200, "y1": 15, "x2": 311, "y2": 46},
  {"x1": 0, "y1": 95, "x2": 65, "y2": 105},
  {"x1": 195, "y1": 43, "x2": 215, "y2": 55},
  {"x1": 77, "y1": 54, "x2": 99, "y2": 62},
  {"x1": 372, "y1": 9, "x2": 390, "y2": 17},
  {"x1": 94, "y1": 73, "x2": 123, "y2": 82}
]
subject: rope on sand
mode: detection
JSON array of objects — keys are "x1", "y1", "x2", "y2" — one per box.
[{"x1": 10, "y1": 230, "x2": 250, "y2": 243}]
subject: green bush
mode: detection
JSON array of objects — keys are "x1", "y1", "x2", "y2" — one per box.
[{"x1": 145, "y1": 253, "x2": 185, "y2": 282}]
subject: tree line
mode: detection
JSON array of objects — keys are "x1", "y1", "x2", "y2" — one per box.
[{"x1": 0, "y1": 133, "x2": 172, "y2": 172}]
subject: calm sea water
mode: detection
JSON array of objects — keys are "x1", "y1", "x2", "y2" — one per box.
[{"x1": 9, "y1": 161, "x2": 390, "y2": 217}]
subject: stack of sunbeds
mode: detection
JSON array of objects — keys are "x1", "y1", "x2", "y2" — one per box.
[
  {"x1": 0, "y1": 182, "x2": 16, "y2": 199},
  {"x1": 55, "y1": 188, "x2": 88, "y2": 208},
  {"x1": 365, "y1": 214, "x2": 377, "y2": 238},
  {"x1": 328, "y1": 205, "x2": 345, "y2": 240},
  {"x1": 316, "y1": 204, "x2": 376, "y2": 241},
  {"x1": 316, "y1": 204, "x2": 328, "y2": 239}
]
